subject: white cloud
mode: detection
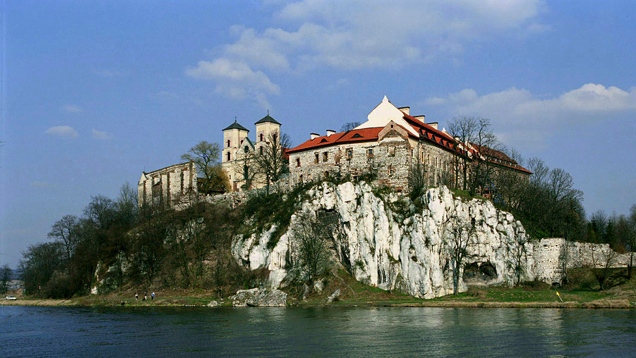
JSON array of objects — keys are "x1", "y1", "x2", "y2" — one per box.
[
  {"x1": 92, "y1": 129, "x2": 113, "y2": 140},
  {"x1": 189, "y1": 0, "x2": 546, "y2": 105},
  {"x1": 186, "y1": 58, "x2": 280, "y2": 108},
  {"x1": 46, "y1": 126, "x2": 79, "y2": 138},
  {"x1": 61, "y1": 104, "x2": 82, "y2": 113},
  {"x1": 425, "y1": 83, "x2": 636, "y2": 150}
]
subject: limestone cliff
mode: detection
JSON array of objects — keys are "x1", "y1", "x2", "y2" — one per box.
[{"x1": 232, "y1": 182, "x2": 626, "y2": 299}]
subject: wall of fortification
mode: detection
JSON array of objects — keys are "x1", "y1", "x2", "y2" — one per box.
[
  {"x1": 531, "y1": 238, "x2": 630, "y2": 284},
  {"x1": 138, "y1": 162, "x2": 197, "y2": 209}
]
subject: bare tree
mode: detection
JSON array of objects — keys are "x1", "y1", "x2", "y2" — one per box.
[
  {"x1": 590, "y1": 246, "x2": 618, "y2": 291},
  {"x1": 448, "y1": 116, "x2": 478, "y2": 191},
  {"x1": 182, "y1": 141, "x2": 229, "y2": 194},
  {"x1": 293, "y1": 211, "x2": 336, "y2": 285},
  {"x1": 48, "y1": 215, "x2": 80, "y2": 263},
  {"x1": 340, "y1": 121, "x2": 361, "y2": 132},
  {"x1": 408, "y1": 158, "x2": 428, "y2": 197},
  {"x1": 255, "y1": 132, "x2": 292, "y2": 195},
  {"x1": 444, "y1": 217, "x2": 475, "y2": 295},
  {"x1": 1, "y1": 265, "x2": 11, "y2": 294}
]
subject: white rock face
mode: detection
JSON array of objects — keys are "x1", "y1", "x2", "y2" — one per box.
[{"x1": 231, "y1": 182, "x2": 626, "y2": 299}]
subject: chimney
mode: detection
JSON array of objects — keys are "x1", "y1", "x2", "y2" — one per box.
[
  {"x1": 414, "y1": 115, "x2": 425, "y2": 122},
  {"x1": 398, "y1": 106, "x2": 410, "y2": 115},
  {"x1": 428, "y1": 122, "x2": 438, "y2": 130},
  {"x1": 310, "y1": 133, "x2": 320, "y2": 140},
  {"x1": 326, "y1": 129, "x2": 336, "y2": 137}
]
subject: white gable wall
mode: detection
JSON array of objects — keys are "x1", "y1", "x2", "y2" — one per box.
[{"x1": 355, "y1": 96, "x2": 419, "y2": 138}]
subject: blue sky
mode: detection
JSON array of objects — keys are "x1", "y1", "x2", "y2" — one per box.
[{"x1": 2, "y1": 1, "x2": 635, "y2": 268}]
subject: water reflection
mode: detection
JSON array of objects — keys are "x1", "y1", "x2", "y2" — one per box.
[{"x1": 0, "y1": 306, "x2": 634, "y2": 357}]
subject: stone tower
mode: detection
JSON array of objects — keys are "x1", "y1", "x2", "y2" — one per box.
[
  {"x1": 221, "y1": 120, "x2": 249, "y2": 189},
  {"x1": 254, "y1": 114, "x2": 281, "y2": 156}
]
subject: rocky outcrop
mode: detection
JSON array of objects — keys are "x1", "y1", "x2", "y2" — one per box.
[
  {"x1": 230, "y1": 288, "x2": 287, "y2": 307},
  {"x1": 232, "y1": 182, "x2": 626, "y2": 299}
]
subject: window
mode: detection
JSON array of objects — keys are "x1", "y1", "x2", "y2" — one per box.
[
  {"x1": 227, "y1": 152, "x2": 231, "y2": 161},
  {"x1": 259, "y1": 133, "x2": 264, "y2": 141},
  {"x1": 227, "y1": 140, "x2": 231, "y2": 147},
  {"x1": 259, "y1": 147, "x2": 263, "y2": 155},
  {"x1": 389, "y1": 146, "x2": 395, "y2": 156},
  {"x1": 323, "y1": 152, "x2": 328, "y2": 162},
  {"x1": 367, "y1": 148, "x2": 373, "y2": 157},
  {"x1": 346, "y1": 149, "x2": 353, "y2": 159},
  {"x1": 388, "y1": 165, "x2": 395, "y2": 176},
  {"x1": 244, "y1": 146, "x2": 249, "y2": 153},
  {"x1": 273, "y1": 133, "x2": 278, "y2": 142},
  {"x1": 296, "y1": 158, "x2": 301, "y2": 167},
  {"x1": 315, "y1": 153, "x2": 319, "y2": 164}
]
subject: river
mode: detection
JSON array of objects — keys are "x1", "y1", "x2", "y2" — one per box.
[{"x1": 0, "y1": 306, "x2": 634, "y2": 357}]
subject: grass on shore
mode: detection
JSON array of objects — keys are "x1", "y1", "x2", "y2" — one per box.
[{"x1": 4, "y1": 268, "x2": 635, "y2": 309}]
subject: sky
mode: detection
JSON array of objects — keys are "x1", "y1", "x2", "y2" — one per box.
[{"x1": 1, "y1": 0, "x2": 635, "y2": 268}]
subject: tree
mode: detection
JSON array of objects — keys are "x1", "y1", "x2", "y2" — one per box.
[
  {"x1": 340, "y1": 121, "x2": 361, "y2": 132},
  {"x1": 448, "y1": 116, "x2": 478, "y2": 191},
  {"x1": 20, "y1": 242, "x2": 65, "y2": 295},
  {"x1": 181, "y1": 141, "x2": 229, "y2": 194},
  {"x1": 590, "y1": 245, "x2": 617, "y2": 291},
  {"x1": 48, "y1": 215, "x2": 79, "y2": 263},
  {"x1": 255, "y1": 132, "x2": 292, "y2": 195},
  {"x1": 443, "y1": 216, "x2": 475, "y2": 295},
  {"x1": 293, "y1": 211, "x2": 337, "y2": 285},
  {"x1": 1, "y1": 265, "x2": 11, "y2": 294}
]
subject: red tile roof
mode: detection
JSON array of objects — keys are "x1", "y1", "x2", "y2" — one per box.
[{"x1": 286, "y1": 127, "x2": 383, "y2": 154}]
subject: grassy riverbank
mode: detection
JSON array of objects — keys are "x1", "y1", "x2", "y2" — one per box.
[{"x1": 3, "y1": 269, "x2": 635, "y2": 309}]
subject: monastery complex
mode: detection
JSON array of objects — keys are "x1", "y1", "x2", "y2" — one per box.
[{"x1": 139, "y1": 96, "x2": 531, "y2": 208}]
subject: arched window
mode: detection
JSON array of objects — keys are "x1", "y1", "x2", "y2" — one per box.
[{"x1": 259, "y1": 133, "x2": 264, "y2": 142}]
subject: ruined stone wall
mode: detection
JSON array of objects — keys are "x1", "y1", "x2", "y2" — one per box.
[
  {"x1": 531, "y1": 238, "x2": 630, "y2": 284},
  {"x1": 138, "y1": 162, "x2": 197, "y2": 208}
]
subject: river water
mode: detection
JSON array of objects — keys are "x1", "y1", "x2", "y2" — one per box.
[{"x1": 0, "y1": 306, "x2": 634, "y2": 357}]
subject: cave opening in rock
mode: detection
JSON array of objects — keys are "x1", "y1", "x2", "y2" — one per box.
[{"x1": 463, "y1": 261, "x2": 498, "y2": 284}]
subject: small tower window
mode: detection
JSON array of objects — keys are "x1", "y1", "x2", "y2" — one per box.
[
  {"x1": 227, "y1": 152, "x2": 231, "y2": 161},
  {"x1": 227, "y1": 140, "x2": 231, "y2": 147},
  {"x1": 260, "y1": 133, "x2": 264, "y2": 142},
  {"x1": 259, "y1": 146, "x2": 264, "y2": 155},
  {"x1": 244, "y1": 146, "x2": 249, "y2": 153}
]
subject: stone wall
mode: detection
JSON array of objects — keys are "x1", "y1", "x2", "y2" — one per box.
[
  {"x1": 531, "y1": 238, "x2": 630, "y2": 284},
  {"x1": 138, "y1": 162, "x2": 197, "y2": 209}
]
